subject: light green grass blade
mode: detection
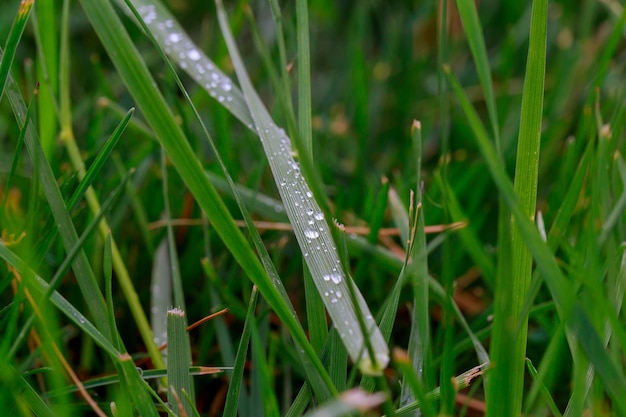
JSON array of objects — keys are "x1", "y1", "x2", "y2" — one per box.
[
  {"x1": 486, "y1": 0, "x2": 547, "y2": 414},
  {"x1": 215, "y1": 0, "x2": 388, "y2": 376}
]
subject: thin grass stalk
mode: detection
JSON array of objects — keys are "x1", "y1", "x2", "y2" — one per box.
[
  {"x1": 3, "y1": 69, "x2": 112, "y2": 342},
  {"x1": 486, "y1": 0, "x2": 547, "y2": 414}
]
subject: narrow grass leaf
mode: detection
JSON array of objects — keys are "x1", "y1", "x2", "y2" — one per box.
[
  {"x1": 66, "y1": 108, "x2": 134, "y2": 213},
  {"x1": 215, "y1": 0, "x2": 388, "y2": 376}
]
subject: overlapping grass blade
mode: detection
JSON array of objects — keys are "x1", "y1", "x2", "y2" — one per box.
[
  {"x1": 215, "y1": 0, "x2": 388, "y2": 376},
  {"x1": 80, "y1": 0, "x2": 337, "y2": 400}
]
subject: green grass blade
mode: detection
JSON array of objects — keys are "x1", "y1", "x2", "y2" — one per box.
[
  {"x1": 486, "y1": 0, "x2": 547, "y2": 414},
  {"x1": 166, "y1": 308, "x2": 195, "y2": 416},
  {"x1": 296, "y1": 0, "x2": 312, "y2": 157},
  {"x1": 215, "y1": 0, "x2": 388, "y2": 376}
]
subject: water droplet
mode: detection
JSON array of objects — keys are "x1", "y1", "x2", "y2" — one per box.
[
  {"x1": 336, "y1": 290, "x2": 342, "y2": 298},
  {"x1": 306, "y1": 191, "x2": 313, "y2": 198},
  {"x1": 331, "y1": 297, "x2": 338, "y2": 304},
  {"x1": 323, "y1": 272, "x2": 342, "y2": 284},
  {"x1": 187, "y1": 49, "x2": 201, "y2": 61},
  {"x1": 304, "y1": 228, "x2": 319, "y2": 239},
  {"x1": 168, "y1": 33, "x2": 182, "y2": 43},
  {"x1": 314, "y1": 212, "x2": 324, "y2": 220}
]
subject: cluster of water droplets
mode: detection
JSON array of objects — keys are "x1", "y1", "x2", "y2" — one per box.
[{"x1": 136, "y1": 3, "x2": 235, "y2": 105}]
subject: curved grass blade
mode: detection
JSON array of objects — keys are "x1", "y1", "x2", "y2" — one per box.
[{"x1": 215, "y1": 0, "x2": 389, "y2": 376}]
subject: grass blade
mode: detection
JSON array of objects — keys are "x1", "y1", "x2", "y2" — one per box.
[
  {"x1": 486, "y1": 0, "x2": 547, "y2": 414},
  {"x1": 166, "y1": 308, "x2": 195, "y2": 416}
]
